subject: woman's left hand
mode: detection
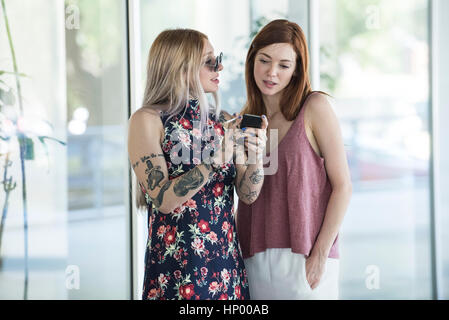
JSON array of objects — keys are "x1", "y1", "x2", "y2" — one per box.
[{"x1": 305, "y1": 253, "x2": 327, "y2": 290}]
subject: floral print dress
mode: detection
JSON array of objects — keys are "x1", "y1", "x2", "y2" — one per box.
[{"x1": 141, "y1": 99, "x2": 250, "y2": 300}]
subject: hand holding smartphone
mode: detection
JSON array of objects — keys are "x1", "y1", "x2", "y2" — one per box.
[{"x1": 239, "y1": 114, "x2": 263, "y2": 129}]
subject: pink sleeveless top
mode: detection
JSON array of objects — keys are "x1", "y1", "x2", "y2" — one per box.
[{"x1": 237, "y1": 93, "x2": 339, "y2": 259}]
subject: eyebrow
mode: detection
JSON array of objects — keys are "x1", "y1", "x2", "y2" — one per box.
[
  {"x1": 258, "y1": 52, "x2": 293, "y2": 63},
  {"x1": 203, "y1": 51, "x2": 214, "y2": 57}
]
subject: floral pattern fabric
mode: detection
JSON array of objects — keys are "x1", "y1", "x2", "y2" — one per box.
[{"x1": 142, "y1": 100, "x2": 250, "y2": 300}]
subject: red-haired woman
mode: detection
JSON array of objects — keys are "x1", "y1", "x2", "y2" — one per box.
[{"x1": 237, "y1": 19, "x2": 352, "y2": 300}]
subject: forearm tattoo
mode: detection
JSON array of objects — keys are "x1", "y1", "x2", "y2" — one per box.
[
  {"x1": 249, "y1": 168, "x2": 264, "y2": 184},
  {"x1": 173, "y1": 167, "x2": 205, "y2": 197},
  {"x1": 238, "y1": 169, "x2": 258, "y2": 203},
  {"x1": 202, "y1": 163, "x2": 216, "y2": 181}
]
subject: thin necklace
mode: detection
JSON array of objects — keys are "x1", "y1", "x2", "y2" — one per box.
[{"x1": 268, "y1": 111, "x2": 280, "y2": 120}]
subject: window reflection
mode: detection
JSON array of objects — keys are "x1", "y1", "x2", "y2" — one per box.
[
  {"x1": 65, "y1": 0, "x2": 130, "y2": 299},
  {"x1": 319, "y1": 0, "x2": 432, "y2": 299},
  {"x1": 0, "y1": 0, "x2": 130, "y2": 299}
]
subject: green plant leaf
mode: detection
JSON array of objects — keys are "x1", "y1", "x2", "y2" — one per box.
[
  {"x1": 0, "y1": 70, "x2": 28, "y2": 77},
  {"x1": 36, "y1": 136, "x2": 67, "y2": 171},
  {"x1": 38, "y1": 136, "x2": 67, "y2": 146}
]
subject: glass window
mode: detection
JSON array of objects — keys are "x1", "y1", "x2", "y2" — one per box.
[
  {"x1": 0, "y1": 0, "x2": 130, "y2": 299},
  {"x1": 319, "y1": 0, "x2": 432, "y2": 299}
]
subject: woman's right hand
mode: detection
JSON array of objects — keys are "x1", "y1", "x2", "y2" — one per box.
[{"x1": 211, "y1": 115, "x2": 242, "y2": 167}]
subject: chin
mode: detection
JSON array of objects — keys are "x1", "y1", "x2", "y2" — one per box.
[
  {"x1": 258, "y1": 88, "x2": 279, "y2": 97},
  {"x1": 206, "y1": 87, "x2": 219, "y2": 94}
]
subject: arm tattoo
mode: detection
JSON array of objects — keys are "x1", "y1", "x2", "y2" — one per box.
[
  {"x1": 144, "y1": 159, "x2": 165, "y2": 191},
  {"x1": 151, "y1": 180, "x2": 172, "y2": 208},
  {"x1": 238, "y1": 169, "x2": 257, "y2": 202},
  {"x1": 173, "y1": 167, "x2": 205, "y2": 197},
  {"x1": 202, "y1": 163, "x2": 216, "y2": 181},
  {"x1": 141, "y1": 153, "x2": 164, "y2": 162},
  {"x1": 249, "y1": 169, "x2": 264, "y2": 184},
  {"x1": 132, "y1": 161, "x2": 139, "y2": 170}
]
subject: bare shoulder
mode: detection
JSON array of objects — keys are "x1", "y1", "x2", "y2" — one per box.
[
  {"x1": 129, "y1": 107, "x2": 163, "y2": 129},
  {"x1": 305, "y1": 92, "x2": 332, "y2": 111},
  {"x1": 130, "y1": 107, "x2": 162, "y2": 121},
  {"x1": 128, "y1": 107, "x2": 165, "y2": 147},
  {"x1": 304, "y1": 92, "x2": 335, "y2": 126}
]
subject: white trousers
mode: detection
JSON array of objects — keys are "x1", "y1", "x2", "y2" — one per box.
[{"x1": 244, "y1": 248, "x2": 339, "y2": 300}]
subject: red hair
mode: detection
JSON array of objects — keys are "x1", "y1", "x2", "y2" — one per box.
[{"x1": 243, "y1": 19, "x2": 325, "y2": 120}]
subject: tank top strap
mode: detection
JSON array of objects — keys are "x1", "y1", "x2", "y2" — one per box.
[
  {"x1": 295, "y1": 92, "x2": 322, "y2": 134},
  {"x1": 287, "y1": 92, "x2": 320, "y2": 139}
]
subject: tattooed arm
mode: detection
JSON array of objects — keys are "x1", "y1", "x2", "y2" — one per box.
[
  {"x1": 128, "y1": 109, "x2": 215, "y2": 214},
  {"x1": 233, "y1": 128, "x2": 267, "y2": 205},
  {"x1": 219, "y1": 111, "x2": 268, "y2": 205},
  {"x1": 235, "y1": 164, "x2": 265, "y2": 205}
]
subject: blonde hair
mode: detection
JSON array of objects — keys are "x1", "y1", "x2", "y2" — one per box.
[{"x1": 136, "y1": 28, "x2": 220, "y2": 210}]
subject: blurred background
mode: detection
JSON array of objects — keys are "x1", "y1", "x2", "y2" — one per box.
[{"x1": 0, "y1": 0, "x2": 447, "y2": 300}]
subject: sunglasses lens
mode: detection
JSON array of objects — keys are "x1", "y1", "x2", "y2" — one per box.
[{"x1": 214, "y1": 53, "x2": 223, "y2": 71}]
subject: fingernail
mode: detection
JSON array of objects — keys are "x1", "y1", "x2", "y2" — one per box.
[
  {"x1": 238, "y1": 115, "x2": 242, "y2": 119},
  {"x1": 262, "y1": 115, "x2": 266, "y2": 119},
  {"x1": 242, "y1": 128, "x2": 246, "y2": 132}
]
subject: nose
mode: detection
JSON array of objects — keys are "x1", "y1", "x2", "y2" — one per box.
[
  {"x1": 267, "y1": 64, "x2": 277, "y2": 77},
  {"x1": 217, "y1": 62, "x2": 223, "y2": 72}
]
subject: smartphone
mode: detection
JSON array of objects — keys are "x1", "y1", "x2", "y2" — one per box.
[{"x1": 240, "y1": 114, "x2": 262, "y2": 129}]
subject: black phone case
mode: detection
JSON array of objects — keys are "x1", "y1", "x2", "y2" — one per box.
[{"x1": 240, "y1": 114, "x2": 262, "y2": 129}]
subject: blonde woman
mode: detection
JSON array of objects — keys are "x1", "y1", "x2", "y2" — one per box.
[{"x1": 128, "y1": 29, "x2": 268, "y2": 300}]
